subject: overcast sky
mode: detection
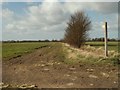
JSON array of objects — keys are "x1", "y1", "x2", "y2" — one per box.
[{"x1": 1, "y1": 0, "x2": 119, "y2": 40}]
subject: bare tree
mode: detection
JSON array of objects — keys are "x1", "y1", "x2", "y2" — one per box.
[{"x1": 64, "y1": 11, "x2": 91, "y2": 48}]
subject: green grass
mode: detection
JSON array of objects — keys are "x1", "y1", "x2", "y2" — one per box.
[
  {"x1": 2, "y1": 42, "x2": 52, "y2": 59},
  {"x1": 85, "y1": 41, "x2": 119, "y2": 52}
]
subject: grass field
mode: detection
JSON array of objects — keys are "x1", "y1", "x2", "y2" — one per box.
[
  {"x1": 85, "y1": 41, "x2": 119, "y2": 52},
  {"x1": 2, "y1": 42, "x2": 53, "y2": 59}
]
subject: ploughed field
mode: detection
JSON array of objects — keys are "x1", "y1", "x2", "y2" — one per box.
[{"x1": 2, "y1": 42, "x2": 119, "y2": 88}]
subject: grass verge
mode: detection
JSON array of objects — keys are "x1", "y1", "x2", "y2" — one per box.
[{"x1": 62, "y1": 43, "x2": 120, "y2": 66}]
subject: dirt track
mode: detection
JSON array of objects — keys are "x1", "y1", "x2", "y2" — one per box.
[{"x1": 2, "y1": 43, "x2": 118, "y2": 88}]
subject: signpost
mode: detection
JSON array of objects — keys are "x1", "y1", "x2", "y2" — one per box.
[{"x1": 104, "y1": 22, "x2": 108, "y2": 57}]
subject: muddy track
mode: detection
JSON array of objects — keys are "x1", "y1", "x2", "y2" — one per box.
[{"x1": 2, "y1": 43, "x2": 118, "y2": 88}]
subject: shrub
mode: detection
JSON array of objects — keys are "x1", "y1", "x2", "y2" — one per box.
[{"x1": 64, "y1": 11, "x2": 91, "y2": 48}]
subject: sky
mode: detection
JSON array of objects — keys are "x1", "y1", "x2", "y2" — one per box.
[{"x1": 1, "y1": 0, "x2": 119, "y2": 41}]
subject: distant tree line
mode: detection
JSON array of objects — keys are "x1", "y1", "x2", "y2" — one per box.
[
  {"x1": 2, "y1": 39, "x2": 63, "y2": 43},
  {"x1": 2, "y1": 38, "x2": 119, "y2": 43},
  {"x1": 87, "y1": 38, "x2": 119, "y2": 42}
]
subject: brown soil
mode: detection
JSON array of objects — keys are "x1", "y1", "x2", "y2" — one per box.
[{"x1": 2, "y1": 43, "x2": 118, "y2": 88}]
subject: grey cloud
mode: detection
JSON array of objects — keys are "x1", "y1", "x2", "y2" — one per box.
[
  {"x1": 90, "y1": 2, "x2": 118, "y2": 14},
  {"x1": 2, "y1": 2, "x2": 118, "y2": 40}
]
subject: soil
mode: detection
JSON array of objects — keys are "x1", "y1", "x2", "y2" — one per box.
[{"x1": 2, "y1": 43, "x2": 118, "y2": 88}]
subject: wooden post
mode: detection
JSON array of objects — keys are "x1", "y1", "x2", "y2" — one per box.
[{"x1": 104, "y1": 22, "x2": 108, "y2": 57}]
